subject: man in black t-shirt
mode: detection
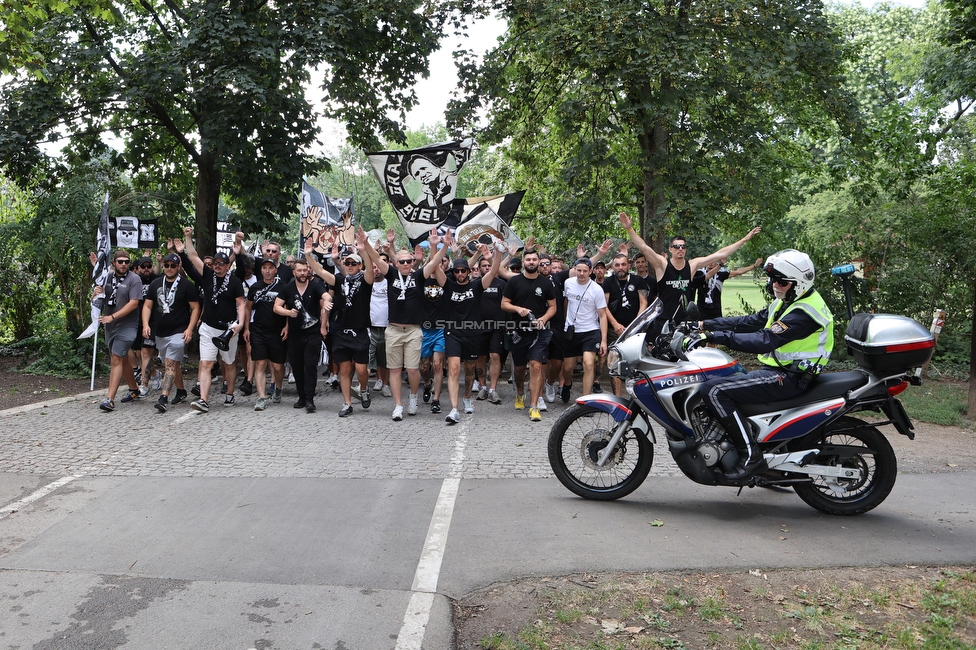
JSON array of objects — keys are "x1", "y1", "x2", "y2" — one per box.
[
  {"x1": 501, "y1": 250, "x2": 557, "y2": 422},
  {"x1": 306, "y1": 230, "x2": 374, "y2": 417},
  {"x1": 244, "y1": 258, "x2": 288, "y2": 410},
  {"x1": 275, "y1": 259, "x2": 331, "y2": 413},
  {"x1": 131, "y1": 255, "x2": 160, "y2": 397},
  {"x1": 183, "y1": 227, "x2": 246, "y2": 412},
  {"x1": 439, "y1": 244, "x2": 501, "y2": 424},
  {"x1": 361, "y1": 229, "x2": 451, "y2": 421},
  {"x1": 143, "y1": 253, "x2": 200, "y2": 412},
  {"x1": 476, "y1": 255, "x2": 510, "y2": 404},
  {"x1": 604, "y1": 253, "x2": 650, "y2": 395}
]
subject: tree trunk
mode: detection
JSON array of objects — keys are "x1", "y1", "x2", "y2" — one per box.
[
  {"x1": 194, "y1": 146, "x2": 222, "y2": 257},
  {"x1": 635, "y1": 78, "x2": 671, "y2": 252}
]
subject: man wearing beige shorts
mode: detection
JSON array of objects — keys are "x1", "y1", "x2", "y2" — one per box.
[{"x1": 362, "y1": 229, "x2": 451, "y2": 421}]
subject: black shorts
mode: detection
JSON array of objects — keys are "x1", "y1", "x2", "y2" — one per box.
[
  {"x1": 445, "y1": 332, "x2": 481, "y2": 361},
  {"x1": 250, "y1": 327, "x2": 287, "y2": 364},
  {"x1": 332, "y1": 327, "x2": 370, "y2": 364},
  {"x1": 565, "y1": 329, "x2": 602, "y2": 358},
  {"x1": 510, "y1": 329, "x2": 552, "y2": 367},
  {"x1": 547, "y1": 331, "x2": 565, "y2": 361},
  {"x1": 482, "y1": 329, "x2": 506, "y2": 355}
]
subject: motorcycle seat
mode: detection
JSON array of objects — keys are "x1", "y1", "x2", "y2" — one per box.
[{"x1": 739, "y1": 370, "x2": 869, "y2": 416}]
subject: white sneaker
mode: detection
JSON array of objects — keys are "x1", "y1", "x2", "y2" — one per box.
[
  {"x1": 138, "y1": 386, "x2": 150, "y2": 398},
  {"x1": 382, "y1": 385, "x2": 392, "y2": 398},
  {"x1": 472, "y1": 380, "x2": 481, "y2": 393},
  {"x1": 288, "y1": 372, "x2": 295, "y2": 384},
  {"x1": 463, "y1": 398, "x2": 474, "y2": 414},
  {"x1": 150, "y1": 371, "x2": 161, "y2": 391},
  {"x1": 544, "y1": 381, "x2": 556, "y2": 403},
  {"x1": 392, "y1": 405, "x2": 404, "y2": 421},
  {"x1": 446, "y1": 408, "x2": 461, "y2": 424},
  {"x1": 373, "y1": 380, "x2": 384, "y2": 392},
  {"x1": 407, "y1": 394, "x2": 418, "y2": 415},
  {"x1": 476, "y1": 386, "x2": 488, "y2": 401},
  {"x1": 537, "y1": 396, "x2": 548, "y2": 412},
  {"x1": 350, "y1": 384, "x2": 361, "y2": 399}
]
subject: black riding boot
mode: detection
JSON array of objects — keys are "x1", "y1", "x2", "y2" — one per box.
[{"x1": 718, "y1": 411, "x2": 767, "y2": 480}]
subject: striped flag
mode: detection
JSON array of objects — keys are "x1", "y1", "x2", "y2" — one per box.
[{"x1": 78, "y1": 192, "x2": 110, "y2": 339}]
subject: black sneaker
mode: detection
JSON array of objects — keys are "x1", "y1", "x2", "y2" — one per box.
[
  {"x1": 338, "y1": 403, "x2": 353, "y2": 417},
  {"x1": 293, "y1": 397, "x2": 307, "y2": 409},
  {"x1": 561, "y1": 384, "x2": 572, "y2": 403},
  {"x1": 430, "y1": 399, "x2": 441, "y2": 414},
  {"x1": 361, "y1": 391, "x2": 371, "y2": 409},
  {"x1": 191, "y1": 399, "x2": 209, "y2": 413},
  {"x1": 191, "y1": 383, "x2": 201, "y2": 397},
  {"x1": 305, "y1": 399, "x2": 316, "y2": 414},
  {"x1": 330, "y1": 377, "x2": 339, "y2": 389},
  {"x1": 172, "y1": 388, "x2": 188, "y2": 405},
  {"x1": 423, "y1": 381, "x2": 432, "y2": 403},
  {"x1": 154, "y1": 395, "x2": 168, "y2": 413},
  {"x1": 239, "y1": 380, "x2": 254, "y2": 396},
  {"x1": 120, "y1": 389, "x2": 140, "y2": 403},
  {"x1": 99, "y1": 398, "x2": 115, "y2": 412},
  {"x1": 592, "y1": 382, "x2": 602, "y2": 394},
  {"x1": 224, "y1": 394, "x2": 235, "y2": 407}
]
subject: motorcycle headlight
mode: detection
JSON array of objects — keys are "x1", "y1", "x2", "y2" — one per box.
[{"x1": 606, "y1": 346, "x2": 621, "y2": 375}]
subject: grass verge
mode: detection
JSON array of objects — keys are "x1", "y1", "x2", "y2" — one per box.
[{"x1": 461, "y1": 566, "x2": 976, "y2": 650}]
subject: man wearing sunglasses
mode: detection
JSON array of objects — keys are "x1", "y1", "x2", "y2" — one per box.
[
  {"x1": 131, "y1": 255, "x2": 160, "y2": 398},
  {"x1": 183, "y1": 227, "x2": 246, "y2": 412},
  {"x1": 362, "y1": 229, "x2": 451, "y2": 421},
  {"x1": 682, "y1": 249, "x2": 833, "y2": 481},
  {"x1": 92, "y1": 249, "x2": 144, "y2": 411},
  {"x1": 305, "y1": 228, "x2": 374, "y2": 417},
  {"x1": 143, "y1": 253, "x2": 200, "y2": 412},
  {"x1": 437, "y1": 244, "x2": 501, "y2": 424},
  {"x1": 619, "y1": 212, "x2": 761, "y2": 323}
]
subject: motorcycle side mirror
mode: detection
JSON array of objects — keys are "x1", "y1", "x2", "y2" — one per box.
[{"x1": 685, "y1": 301, "x2": 700, "y2": 323}]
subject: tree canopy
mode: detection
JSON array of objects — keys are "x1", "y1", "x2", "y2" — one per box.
[
  {"x1": 447, "y1": 0, "x2": 863, "y2": 248},
  {"x1": 0, "y1": 0, "x2": 440, "y2": 254}
]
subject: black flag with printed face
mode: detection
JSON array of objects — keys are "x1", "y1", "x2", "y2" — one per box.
[
  {"x1": 366, "y1": 139, "x2": 473, "y2": 242},
  {"x1": 446, "y1": 191, "x2": 526, "y2": 254}
]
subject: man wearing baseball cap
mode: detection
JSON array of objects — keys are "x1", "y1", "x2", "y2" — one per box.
[
  {"x1": 305, "y1": 230, "x2": 374, "y2": 417},
  {"x1": 182, "y1": 228, "x2": 246, "y2": 412},
  {"x1": 143, "y1": 253, "x2": 200, "y2": 412},
  {"x1": 244, "y1": 257, "x2": 288, "y2": 410}
]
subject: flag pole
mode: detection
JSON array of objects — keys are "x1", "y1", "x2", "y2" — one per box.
[{"x1": 90, "y1": 326, "x2": 98, "y2": 391}]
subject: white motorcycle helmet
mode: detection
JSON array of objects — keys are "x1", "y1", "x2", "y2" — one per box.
[{"x1": 764, "y1": 249, "x2": 815, "y2": 300}]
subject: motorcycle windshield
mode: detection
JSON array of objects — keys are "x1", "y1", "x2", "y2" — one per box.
[{"x1": 616, "y1": 298, "x2": 664, "y2": 344}]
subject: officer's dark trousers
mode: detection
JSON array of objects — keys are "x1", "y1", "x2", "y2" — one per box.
[{"x1": 701, "y1": 368, "x2": 807, "y2": 424}]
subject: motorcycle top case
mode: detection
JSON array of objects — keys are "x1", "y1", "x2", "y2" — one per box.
[{"x1": 845, "y1": 313, "x2": 935, "y2": 375}]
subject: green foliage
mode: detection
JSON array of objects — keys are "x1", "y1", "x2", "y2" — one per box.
[
  {"x1": 0, "y1": 0, "x2": 440, "y2": 253},
  {"x1": 448, "y1": 0, "x2": 862, "y2": 250},
  {"x1": 13, "y1": 300, "x2": 102, "y2": 378}
]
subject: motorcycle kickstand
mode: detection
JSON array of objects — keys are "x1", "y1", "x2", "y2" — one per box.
[{"x1": 596, "y1": 419, "x2": 634, "y2": 467}]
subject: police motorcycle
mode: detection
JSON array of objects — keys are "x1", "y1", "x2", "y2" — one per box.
[{"x1": 547, "y1": 299, "x2": 936, "y2": 515}]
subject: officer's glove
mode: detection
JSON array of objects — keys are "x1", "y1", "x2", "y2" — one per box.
[{"x1": 681, "y1": 332, "x2": 709, "y2": 352}]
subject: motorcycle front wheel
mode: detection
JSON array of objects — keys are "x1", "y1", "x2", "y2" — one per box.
[
  {"x1": 548, "y1": 404, "x2": 653, "y2": 500},
  {"x1": 791, "y1": 416, "x2": 897, "y2": 516}
]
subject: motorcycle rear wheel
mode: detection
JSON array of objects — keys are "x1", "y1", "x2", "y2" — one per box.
[
  {"x1": 791, "y1": 417, "x2": 897, "y2": 515},
  {"x1": 548, "y1": 404, "x2": 653, "y2": 500}
]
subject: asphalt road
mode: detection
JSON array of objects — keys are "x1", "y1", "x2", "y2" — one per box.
[{"x1": 0, "y1": 379, "x2": 973, "y2": 649}]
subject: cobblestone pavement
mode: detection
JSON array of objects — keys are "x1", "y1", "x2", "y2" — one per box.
[{"x1": 0, "y1": 379, "x2": 682, "y2": 479}]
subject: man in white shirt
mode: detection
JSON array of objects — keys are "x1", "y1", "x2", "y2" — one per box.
[{"x1": 561, "y1": 257, "x2": 608, "y2": 399}]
